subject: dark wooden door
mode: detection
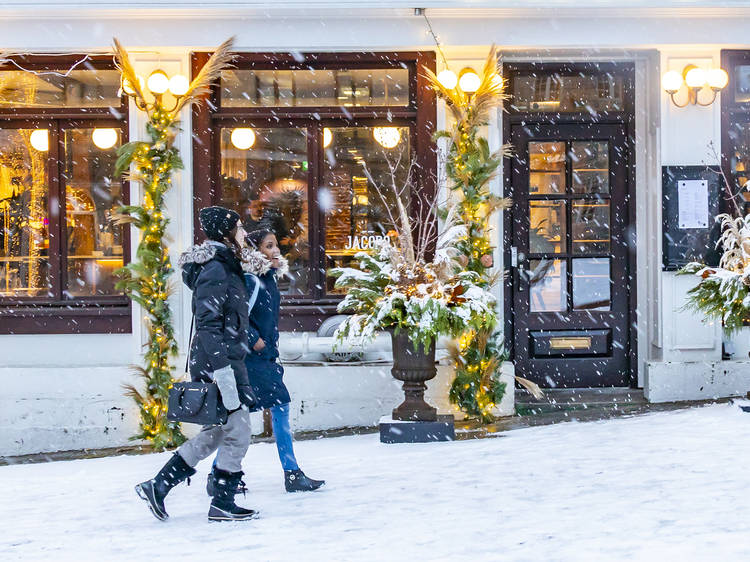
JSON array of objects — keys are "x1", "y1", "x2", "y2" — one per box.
[{"x1": 510, "y1": 122, "x2": 632, "y2": 387}]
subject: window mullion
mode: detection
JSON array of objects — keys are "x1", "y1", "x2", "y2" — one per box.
[
  {"x1": 309, "y1": 123, "x2": 324, "y2": 301},
  {"x1": 47, "y1": 121, "x2": 63, "y2": 302}
]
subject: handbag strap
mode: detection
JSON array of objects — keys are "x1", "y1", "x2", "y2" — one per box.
[
  {"x1": 247, "y1": 274, "x2": 261, "y2": 312},
  {"x1": 185, "y1": 313, "x2": 195, "y2": 374}
]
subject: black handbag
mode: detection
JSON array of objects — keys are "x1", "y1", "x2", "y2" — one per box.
[
  {"x1": 167, "y1": 315, "x2": 228, "y2": 425},
  {"x1": 167, "y1": 381, "x2": 228, "y2": 425}
]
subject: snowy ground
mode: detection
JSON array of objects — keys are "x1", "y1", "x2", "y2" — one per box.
[{"x1": 2, "y1": 403, "x2": 750, "y2": 561}]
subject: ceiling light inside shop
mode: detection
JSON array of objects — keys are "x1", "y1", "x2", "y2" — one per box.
[
  {"x1": 92, "y1": 128, "x2": 119, "y2": 150},
  {"x1": 373, "y1": 127, "x2": 401, "y2": 149},
  {"x1": 231, "y1": 128, "x2": 256, "y2": 150},
  {"x1": 30, "y1": 129, "x2": 49, "y2": 152}
]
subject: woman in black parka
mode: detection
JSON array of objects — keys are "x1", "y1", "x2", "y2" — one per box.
[
  {"x1": 135, "y1": 206, "x2": 258, "y2": 523},
  {"x1": 240, "y1": 228, "x2": 324, "y2": 492}
]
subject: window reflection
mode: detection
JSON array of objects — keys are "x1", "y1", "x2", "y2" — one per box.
[
  {"x1": 529, "y1": 259, "x2": 566, "y2": 312},
  {"x1": 0, "y1": 129, "x2": 50, "y2": 297},
  {"x1": 512, "y1": 72, "x2": 624, "y2": 113},
  {"x1": 322, "y1": 126, "x2": 410, "y2": 293},
  {"x1": 0, "y1": 70, "x2": 121, "y2": 108},
  {"x1": 63, "y1": 128, "x2": 123, "y2": 297},
  {"x1": 573, "y1": 258, "x2": 611, "y2": 310},
  {"x1": 221, "y1": 68, "x2": 409, "y2": 108},
  {"x1": 219, "y1": 127, "x2": 310, "y2": 296},
  {"x1": 529, "y1": 200, "x2": 566, "y2": 254}
]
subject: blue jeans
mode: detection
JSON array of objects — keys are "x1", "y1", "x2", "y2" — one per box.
[{"x1": 271, "y1": 403, "x2": 299, "y2": 471}]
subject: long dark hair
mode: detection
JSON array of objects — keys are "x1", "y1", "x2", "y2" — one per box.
[{"x1": 245, "y1": 228, "x2": 274, "y2": 250}]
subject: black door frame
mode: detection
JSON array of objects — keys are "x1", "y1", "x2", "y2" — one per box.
[{"x1": 502, "y1": 61, "x2": 638, "y2": 388}]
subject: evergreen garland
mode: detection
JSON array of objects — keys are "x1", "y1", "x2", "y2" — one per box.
[
  {"x1": 112, "y1": 37, "x2": 235, "y2": 450},
  {"x1": 424, "y1": 48, "x2": 513, "y2": 422}
]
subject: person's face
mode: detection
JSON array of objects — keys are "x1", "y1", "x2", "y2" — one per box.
[
  {"x1": 249, "y1": 199, "x2": 264, "y2": 220},
  {"x1": 259, "y1": 233, "x2": 281, "y2": 266},
  {"x1": 233, "y1": 224, "x2": 247, "y2": 248}
]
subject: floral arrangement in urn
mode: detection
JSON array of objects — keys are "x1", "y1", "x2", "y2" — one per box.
[{"x1": 681, "y1": 212, "x2": 750, "y2": 333}]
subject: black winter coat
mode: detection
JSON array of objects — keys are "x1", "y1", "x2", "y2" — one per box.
[
  {"x1": 179, "y1": 241, "x2": 256, "y2": 408},
  {"x1": 241, "y1": 249, "x2": 291, "y2": 410}
]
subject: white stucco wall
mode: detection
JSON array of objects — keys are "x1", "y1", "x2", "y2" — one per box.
[{"x1": 4, "y1": 3, "x2": 750, "y2": 455}]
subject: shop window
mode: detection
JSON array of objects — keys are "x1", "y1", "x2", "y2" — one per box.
[
  {"x1": 193, "y1": 51, "x2": 436, "y2": 330},
  {"x1": 722, "y1": 51, "x2": 750, "y2": 216},
  {"x1": 508, "y1": 63, "x2": 627, "y2": 114},
  {"x1": 0, "y1": 56, "x2": 129, "y2": 334}
]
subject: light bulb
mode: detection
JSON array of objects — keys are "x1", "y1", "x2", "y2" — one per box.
[
  {"x1": 231, "y1": 128, "x2": 256, "y2": 150},
  {"x1": 323, "y1": 127, "x2": 332, "y2": 148},
  {"x1": 685, "y1": 67, "x2": 707, "y2": 89},
  {"x1": 707, "y1": 68, "x2": 729, "y2": 90},
  {"x1": 168, "y1": 75, "x2": 189, "y2": 96},
  {"x1": 661, "y1": 71, "x2": 683, "y2": 93},
  {"x1": 92, "y1": 128, "x2": 118, "y2": 150},
  {"x1": 436, "y1": 69, "x2": 458, "y2": 90},
  {"x1": 373, "y1": 127, "x2": 401, "y2": 149},
  {"x1": 147, "y1": 70, "x2": 169, "y2": 95},
  {"x1": 30, "y1": 129, "x2": 49, "y2": 152},
  {"x1": 458, "y1": 69, "x2": 481, "y2": 93}
]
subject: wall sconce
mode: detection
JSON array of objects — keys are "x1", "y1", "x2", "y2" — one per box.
[
  {"x1": 121, "y1": 69, "x2": 190, "y2": 112},
  {"x1": 662, "y1": 64, "x2": 729, "y2": 107}
]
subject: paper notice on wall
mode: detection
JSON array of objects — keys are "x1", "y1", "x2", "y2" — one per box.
[{"x1": 677, "y1": 179, "x2": 709, "y2": 229}]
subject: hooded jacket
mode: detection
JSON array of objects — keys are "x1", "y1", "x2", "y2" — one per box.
[
  {"x1": 179, "y1": 241, "x2": 256, "y2": 408},
  {"x1": 241, "y1": 248, "x2": 291, "y2": 410}
]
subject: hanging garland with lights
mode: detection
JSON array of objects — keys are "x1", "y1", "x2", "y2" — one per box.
[
  {"x1": 113, "y1": 37, "x2": 235, "y2": 450},
  {"x1": 424, "y1": 46, "x2": 542, "y2": 421}
]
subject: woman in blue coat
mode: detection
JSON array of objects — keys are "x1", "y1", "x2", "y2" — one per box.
[{"x1": 242, "y1": 228, "x2": 325, "y2": 492}]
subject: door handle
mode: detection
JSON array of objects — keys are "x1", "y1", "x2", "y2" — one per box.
[{"x1": 517, "y1": 265, "x2": 526, "y2": 292}]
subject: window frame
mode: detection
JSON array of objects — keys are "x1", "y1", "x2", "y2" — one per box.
[
  {"x1": 191, "y1": 51, "x2": 437, "y2": 331},
  {"x1": 0, "y1": 55, "x2": 131, "y2": 334}
]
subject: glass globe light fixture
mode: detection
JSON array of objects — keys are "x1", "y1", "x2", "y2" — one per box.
[
  {"x1": 458, "y1": 68, "x2": 481, "y2": 93},
  {"x1": 373, "y1": 127, "x2": 401, "y2": 149},
  {"x1": 231, "y1": 128, "x2": 256, "y2": 150},
  {"x1": 147, "y1": 70, "x2": 170, "y2": 95},
  {"x1": 707, "y1": 68, "x2": 729, "y2": 90},
  {"x1": 168, "y1": 75, "x2": 190, "y2": 97},
  {"x1": 685, "y1": 67, "x2": 707, "y2": 89},
  {"x1": 92, "y1": 128, "x2": 119, "y2": 150},
  {"x1": 323, "y1": 127, "x2": 333, "y2": 148},
  {"x1": 436, "y1": 69, "x2": 458, "y2": 90},
  {"x1": 30, "y1": 129, "x2": 49, "y2": 152},
  {"x1": 661, "y1": 71, "x2": 683, "y2": 94}
]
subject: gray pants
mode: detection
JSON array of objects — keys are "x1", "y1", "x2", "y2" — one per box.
[{"x1": 177, "y1": 409, "x2": 251, "y2": 473}]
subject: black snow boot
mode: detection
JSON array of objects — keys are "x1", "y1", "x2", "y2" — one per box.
[
  {"x1": 135, "y1": 453, "x2": 196, "y2": 521},
  {"x1": 206, "y1": 469, "x2": 247, "y2": 497},
  {"x1": 284, "y1": 469, "x2": 325, "y2": 493},
  {"x1": 207, "y1": 469, "x2": 259, "y2": 522}
]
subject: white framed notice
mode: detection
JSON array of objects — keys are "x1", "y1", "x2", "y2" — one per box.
[{"x1": 677, "y1": 179, "x2": 709, "y2": 229}]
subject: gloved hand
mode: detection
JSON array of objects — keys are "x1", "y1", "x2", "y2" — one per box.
[{"x1": 211, "y1": 365, "x2": 241, "y2": 411}]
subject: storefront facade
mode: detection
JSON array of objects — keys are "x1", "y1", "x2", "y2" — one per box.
[{"x1": 2, "y1": 1, "x2": 749, "y2": 456}]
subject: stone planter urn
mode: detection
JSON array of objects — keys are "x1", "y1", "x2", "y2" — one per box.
[{"x1": 389, "y1": 329, "x2": 438, "y2": 422}]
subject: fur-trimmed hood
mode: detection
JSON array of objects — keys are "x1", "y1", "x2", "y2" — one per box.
[
  {"x1": 178, "y1": 240, "x2": 219, "y2": 267},
  {"x1": 240, "y1": 247, "x2": 289, "y2": 278},
  {"x1": 179, "y1": 241, "x2": 243, "y2": 290}
]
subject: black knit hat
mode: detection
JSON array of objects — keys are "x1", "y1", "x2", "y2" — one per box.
[
  {"x1": 199, "y1": 206, "x2": 241, "y2": 241},
  {"x1": 245, "y1": 228, "x2": 274, "y2": 249}
]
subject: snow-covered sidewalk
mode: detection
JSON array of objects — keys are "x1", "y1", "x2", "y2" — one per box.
[{"x1": 2, "y1": 403, "x2": 750, "y2": 561}]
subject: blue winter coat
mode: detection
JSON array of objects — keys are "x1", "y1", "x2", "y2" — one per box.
[{"x1": 242, "y1": 250, "x2": 291, "y2": 410}]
